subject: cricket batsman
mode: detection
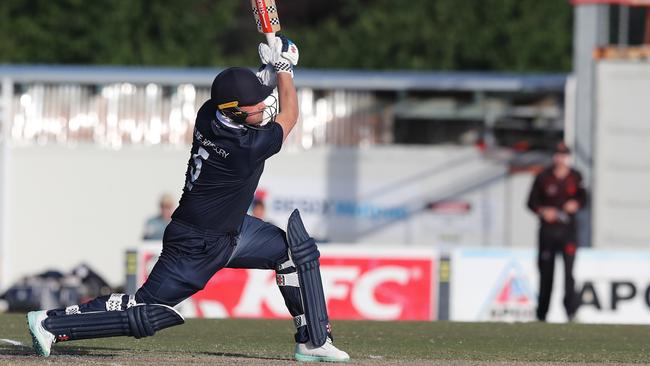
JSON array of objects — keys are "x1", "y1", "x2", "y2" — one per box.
[{"x1": 27, "y1": 35, "x2": 350, "y2": 362}]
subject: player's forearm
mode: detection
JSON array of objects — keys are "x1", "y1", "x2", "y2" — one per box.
[{"x1": 276, "y1": 73, "x2": 298, "y2": 141}]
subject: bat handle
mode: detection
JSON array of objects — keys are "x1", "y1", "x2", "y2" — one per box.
[{"x1": 265, "y1": 32, "x2": 276, "y2": 47}]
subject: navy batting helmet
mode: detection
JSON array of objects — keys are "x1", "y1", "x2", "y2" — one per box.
[{"x1": 211, "y1": 67, "x2": 273, "y2": 110}]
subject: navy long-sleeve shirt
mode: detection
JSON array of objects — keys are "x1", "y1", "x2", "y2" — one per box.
[{"x1": 172, "y1": 100, "x2": 283, "y2": 233}]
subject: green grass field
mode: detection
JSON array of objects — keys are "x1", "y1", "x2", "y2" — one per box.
[{"x1": 1, "y1": 313, "x2": 650, "y2": 365}]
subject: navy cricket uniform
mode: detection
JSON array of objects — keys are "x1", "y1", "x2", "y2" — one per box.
[
  {"x1": 32, "y1": 67, "x2": 347, "y2": 358},
  {"x1": 130, "y1": 100, "x2": 308, "y2": 342},
  {"x1": 58, "y1": 100, "x2": 309, "y2": 342}
]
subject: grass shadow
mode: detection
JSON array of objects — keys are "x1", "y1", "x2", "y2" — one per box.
[
  {"x1": 54, "y1": 345, "x2": 133, "y2": 356},
  {"x1": 202, "y1": 351, "x2": 291, "y2": 362},
  {"x1": 0, "y1": 344, "x2": 131, "y2": 358},
  {"x1": 0, "y1": 345, "x2": 34, "y2": 356}
]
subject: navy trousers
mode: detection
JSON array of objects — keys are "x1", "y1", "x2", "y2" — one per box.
[{"x1": 56, "y1": 216, "x2": 308, "y2": 343}]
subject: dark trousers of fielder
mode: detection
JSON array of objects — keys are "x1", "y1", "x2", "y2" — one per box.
[
  {"x1": 536, "y1": 226, "x2": 578, "y2": 321},
  {"x1": 44, "y1": 215, "x2": 312, "y2": 344}
]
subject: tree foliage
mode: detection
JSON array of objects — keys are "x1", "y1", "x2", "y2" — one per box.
[{"x1": 0, "y1": 0, "x2": 573, "y2": 71}]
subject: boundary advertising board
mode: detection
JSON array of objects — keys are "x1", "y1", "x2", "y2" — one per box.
[
  {"x1": 127, "y1": 245, "x2": 438, "y2": 321},
  {"x1": 450, "y1": 248, "x2": 650, "y2": 323}
]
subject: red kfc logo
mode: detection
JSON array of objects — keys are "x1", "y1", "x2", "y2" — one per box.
[
  {"x1": 139, "y1": 249, "x2": 436, "y2": 321},
  {"x1": 318, "y1": 257, "x2": 434, "y2": 320}
]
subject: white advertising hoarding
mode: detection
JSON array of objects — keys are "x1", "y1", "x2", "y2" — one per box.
[{"x1": 451, "y1": 248, "x2": 650, "y2": 324}]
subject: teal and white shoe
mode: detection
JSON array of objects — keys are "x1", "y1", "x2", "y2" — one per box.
[
  {"x1": 294, "y1": 337, "x2": 350, "y2": 362},
  {"x1": 27, "y1": 310, "x2": 55, "y2": 357}
]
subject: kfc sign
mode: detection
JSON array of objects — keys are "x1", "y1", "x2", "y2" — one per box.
[
  {"x1": 135, "y1": 245, "x2": 437, "y2": 321},
  {"x1": 318, "y1": 257, "x2": 434, "y2": 320}
]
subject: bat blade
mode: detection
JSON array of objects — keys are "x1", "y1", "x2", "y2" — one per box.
[{"x1": 251, "y1": 0, "x2": 281, "y2": 35}]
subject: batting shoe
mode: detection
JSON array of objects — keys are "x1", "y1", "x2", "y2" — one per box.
[
  {"x1": 294, "y1": 337, "x2": 350, "y2": 362},
  {"x1": 27, "y1": 310, "x2": 55, "y2": 357}
]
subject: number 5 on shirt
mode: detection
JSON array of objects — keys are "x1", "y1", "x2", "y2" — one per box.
[{"x1": 185, "y1": 147, "x2": 209, "y2": 191}]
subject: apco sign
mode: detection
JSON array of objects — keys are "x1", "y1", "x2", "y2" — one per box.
[
  {"x1": 478, "y1": 261, "x2": 536, "y2": 321},
  {"x1": 132, "y1": 245, "x2": 437, "y2": 321},
  {"x1": 579, "y1": 280, "x2": 650, "y2": 311},
  {"x1": 451, "y1": 248, "x2": 650, "y2": 324},
  {"x1": 570, "y1": 250, "x2": 650, "y2": 324},
  {"x1": 450, "y1": 249, "x2": 538, "y2": 322}
]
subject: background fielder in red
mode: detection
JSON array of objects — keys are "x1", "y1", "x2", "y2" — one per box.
[{"x1": 527, "y1": 142, "x2": 587, "y2": 322}]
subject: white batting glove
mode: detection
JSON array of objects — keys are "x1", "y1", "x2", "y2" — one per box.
[
  {"x1": 256, "y1": 63, "x2": 277, "y2": 88},
  {"x1": 258, "y1": 34, "x2": 299, "y2": 76}
]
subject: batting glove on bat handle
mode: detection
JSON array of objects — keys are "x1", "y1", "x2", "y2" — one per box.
[
  {"x1": 256, "y1": 63, "x2": 277, "y2": 88},
  {"x1": 258, "y1": 34, "x2": 299, "y2": 76}
]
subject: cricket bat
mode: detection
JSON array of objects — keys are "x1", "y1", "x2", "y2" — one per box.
[{"x1": 251, "y1": 0, "x2": 281, "y2": 46}]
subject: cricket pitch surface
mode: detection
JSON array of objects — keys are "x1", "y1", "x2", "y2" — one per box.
[{"x1": 1, "y1": 313, "x2": 649, "y2": 365}]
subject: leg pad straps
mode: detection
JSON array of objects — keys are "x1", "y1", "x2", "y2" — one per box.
[{"x1": 43, "y1": 304, "x2": 184, "y2": 342}]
